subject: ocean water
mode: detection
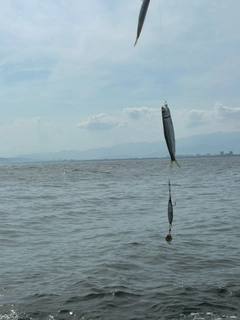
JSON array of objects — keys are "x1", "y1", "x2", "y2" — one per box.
[{"x1": 1, "y1": 157, "x2": 240, "y2": 320}]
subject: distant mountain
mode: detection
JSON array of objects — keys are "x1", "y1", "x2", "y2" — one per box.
[
  {"x1": 178, "y1": 131, "x2": 240, "y2": 156},
  {"x1": 0, "y1": 157, "x2": 39, "y2": 164},
  {"x1": 18, "y1": 141, "x2": 164, "y2": 161},
  {"x1": 13, "y1": 131, "x2": 240, "y2": 162}
]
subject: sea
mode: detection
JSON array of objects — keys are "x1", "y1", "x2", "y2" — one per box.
[{"x1": 1, "y1": 157, "x2": 240, "y2": 320}]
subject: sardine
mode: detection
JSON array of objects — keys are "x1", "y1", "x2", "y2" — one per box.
[
  {"x1": 168, "y1": 194, "x2": 173, "y2": 225},
  {"x1": 134, "y1": 0, "x2": 151, "y2": 46},
  {"x1": 162, "y1": 102, "x2": 180, "y2": 168},
  {"x1": 168, "y1": 179, "x2": 174, "y2": 225}
]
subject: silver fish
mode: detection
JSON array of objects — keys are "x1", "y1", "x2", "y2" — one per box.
[
  {"x1": 168, "y1": 195, "x2": 173, "y2": 225},
  {"x1": 134, "y1": 0, "x2": 151, "y2": 46},
  {"x1": 168, "y1": 180, "x2": 173, "y2": 225},
  {"x1": 162, "y1": 102, "x2": 180, "y2": 168}
]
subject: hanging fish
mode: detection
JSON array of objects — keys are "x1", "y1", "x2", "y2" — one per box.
[
  {"x1": 166, "y1": 198, "x2": 173, "y2": 243},
  {"x1": 134, "y1": 0, "x2": 151, "y2": 46},
  {"x1": 165, "y1": 180, "x2": 175, "y2": 243},
  {"x1": 168, "y1": 182, "x2": 173, "y2": 226},
  {"x1": 162, "y1": 102, "x2": 180, "y2": 168},
  {"x1": 165, "y1": 198, "x2": 173, "y2": 243}
]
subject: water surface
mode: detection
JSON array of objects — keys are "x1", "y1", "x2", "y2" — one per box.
[{"x1": 1, "y1": 157, "x2": 240, "y2": 319}]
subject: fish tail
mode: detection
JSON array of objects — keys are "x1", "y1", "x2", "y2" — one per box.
[{"x1": 170, "y1": 159, "x2": 180, "y2": 169}]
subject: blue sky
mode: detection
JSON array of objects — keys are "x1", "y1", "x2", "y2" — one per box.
[{"x1": 1, "y1": 0, "x2": 240, "y2": 157}]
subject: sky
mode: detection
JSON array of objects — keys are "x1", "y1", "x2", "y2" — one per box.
[{"x1": 1, "y1": 0, "x2": 240, "y2": 157}]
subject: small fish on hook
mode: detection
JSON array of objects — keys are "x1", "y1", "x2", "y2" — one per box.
[
  {"x1": 162, "y1": 102, "x2": 180, "y2": 169},
  {"x1": 165, "y1": 180, "x2": 176, "y2": 243},
  {"x1": 168, "y1": 180, "x2": 175, "y2": 226},
  {"x1": 134, "y1": 0, "x2": 151, "y2": 46}
]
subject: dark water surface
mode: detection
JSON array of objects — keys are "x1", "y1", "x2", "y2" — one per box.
[{"x1": 1, "y1": 158, "x2": 240, "y2": 319}]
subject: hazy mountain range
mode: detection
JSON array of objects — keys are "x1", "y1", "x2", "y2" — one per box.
[{"x1": 1, "y1": 132, "x2": 239, "y2": 164}]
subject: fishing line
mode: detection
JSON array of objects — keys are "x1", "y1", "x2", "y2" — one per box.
[
  {"x1": 159, "y1": 11, "x2": 178, "y2": 242},
  {"x1": 157, "y1": 2, "x2": 180, "y2": 242},
  {"x1": 157, "y1": 1, "x2": 171, "y2": 241},
  {"x1": 158, "y1": 3, "x2": 174, "y2": 241},
  {"x1": 158, "y1": 0, "x2": 167, "y2": 102}
]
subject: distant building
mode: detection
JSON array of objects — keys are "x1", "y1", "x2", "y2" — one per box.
[
  {"x1": 220, "y1": 151, "x2": 224, "y2": 155},
  {"x1": 229, "y1": 151, "x2": 233, "y2": 156}
]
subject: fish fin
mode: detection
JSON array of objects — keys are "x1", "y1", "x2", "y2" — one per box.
[
  {"x1": 175, "y1": 159, "x2": 181, "y2": 168},
  {"x1": 170, "y1": 159, "x2": 180, "y2": 169}
]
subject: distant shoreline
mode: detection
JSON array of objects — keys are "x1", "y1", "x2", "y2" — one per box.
[{"x1": 0, "y1": 153, "x2": 239, "y2": 165}]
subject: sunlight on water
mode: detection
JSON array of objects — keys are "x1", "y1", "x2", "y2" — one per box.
[{"x1": 0, "y1": 309, "x2": 18, "y2": 320}]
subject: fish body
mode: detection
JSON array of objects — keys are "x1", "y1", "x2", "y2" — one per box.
[
  {"x1": 134, "y1": 0, "x2": 151, "y2": 46},
  {"x1": 162, "y1": 102, "x2": 180, "y2": 168},
  {"x1": 168, "y1": 195, "x2": 173, "y2": 225}
]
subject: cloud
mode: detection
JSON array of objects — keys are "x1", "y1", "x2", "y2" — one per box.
[
  {"x1": 123, "y1": 107, "x2": 159, "y2": 120},
  {"x1": 214, "y1": 103, "x2": 240, "y2": 121},
  {"x1": 78, "y1": 114, "x2": 119, "y2": 130},
  {"x1": 187, "y1": 102, "x2": 240, "y2": 128},
  {"x1": 1, "y1": 117, "x2": 60, "y2": 132},
  {"x1": 187, "y1": 109, "x2": 210, "y2": 127}
]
